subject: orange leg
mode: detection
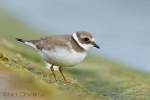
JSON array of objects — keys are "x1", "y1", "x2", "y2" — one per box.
[
  {"x1": 50, "y1": 64, "x2": 57, "y2": 81},
  {"x1": 59, "y1": 67, "x2": 68, "y2": 83}
]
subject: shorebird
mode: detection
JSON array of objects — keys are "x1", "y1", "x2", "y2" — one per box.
[{"x1": 15, "y1": 31, "x2": 99, "y2": 83}]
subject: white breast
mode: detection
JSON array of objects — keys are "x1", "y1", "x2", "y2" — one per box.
[{"x1": 38, "y1": 47, "x2": 87, "y2": 67}]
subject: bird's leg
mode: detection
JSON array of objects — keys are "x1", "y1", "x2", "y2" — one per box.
[
  {"x1": 50, "y1": 64, "x2": 57, "y2": 81},
  {"x1": 59, "y1": 67, "x2": 68, "y2": 83}
]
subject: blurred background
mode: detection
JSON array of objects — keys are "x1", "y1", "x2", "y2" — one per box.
[{"x1": 0, "y1": 0, "x2": 150, "y2": 71}]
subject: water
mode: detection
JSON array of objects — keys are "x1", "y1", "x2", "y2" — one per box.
[{"x1": 0, "y1": 0, "x2": 150, "y2": 71}]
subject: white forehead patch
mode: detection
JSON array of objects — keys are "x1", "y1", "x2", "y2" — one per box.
[
  {"x1": 72, "y1": 33, "x2": 94, "y2": 50},
  {"x1": 91, "y1": 38, "x2": 95, "y2": 41}
]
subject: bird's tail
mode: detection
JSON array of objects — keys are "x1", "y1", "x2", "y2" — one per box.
[
  {"x1": 15, "y1": 38, "x2": 37, "y2": 50},
  {"x1": 15, "y1": 38, "x2": 25, "y2": 43}
]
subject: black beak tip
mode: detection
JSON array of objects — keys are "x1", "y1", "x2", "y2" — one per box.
[{"x1": 94, "y1": 43, "x2": 100, "y2": 49}]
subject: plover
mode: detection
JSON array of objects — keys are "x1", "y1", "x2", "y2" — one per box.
[{"x1": 15, "y1": 31, "x2": 99, "y2": 83}]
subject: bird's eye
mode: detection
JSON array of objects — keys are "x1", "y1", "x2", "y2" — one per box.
[{"x1": 84, "y1": 37, "x2": 89, "y2": 42}]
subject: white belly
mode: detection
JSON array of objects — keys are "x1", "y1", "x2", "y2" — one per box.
[{"x1": 38, "y1": 47, "x2": 87, "y2": 67}]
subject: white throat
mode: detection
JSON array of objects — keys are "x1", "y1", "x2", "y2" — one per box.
[{"x1": 72, "y1": 33, "x2": 93, "y2": 50}]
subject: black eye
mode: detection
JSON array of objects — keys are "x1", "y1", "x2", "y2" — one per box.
[{"x1": 84, "y1": 37, "x2": 89, "y2": 42}]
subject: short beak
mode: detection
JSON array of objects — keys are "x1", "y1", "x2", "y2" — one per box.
[{"x1": 93, "y1": 42, "x2": 100, "y2": 49}]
